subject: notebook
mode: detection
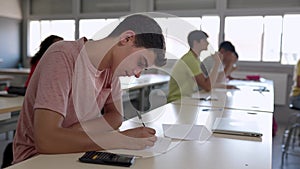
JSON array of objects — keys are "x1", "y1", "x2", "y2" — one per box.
[{"x1": 212, "y1": 118, "x2": 263, "y2": 137}]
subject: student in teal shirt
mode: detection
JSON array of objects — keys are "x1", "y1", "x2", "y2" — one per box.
[{"x1": 167, "y1": 30, "x2": 221, "y2": 103}]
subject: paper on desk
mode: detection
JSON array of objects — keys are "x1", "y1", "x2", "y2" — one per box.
[
  {"x1": 107, "y1": 137, "x2": 171, "y2": 158},
  {"x1": 191, "y1": 92, "x2": 210, "y2": 99},
  {"x1": 163, "y1": 124, "x2": 212, "y2": 141}
]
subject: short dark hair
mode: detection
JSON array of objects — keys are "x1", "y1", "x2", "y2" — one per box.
[
  {"x1": 219, "y1": 41, "x2": 238, "y2": 59},
  {"x1": 108, "y1": 14, "x2": 166, "y2": 67},
  {"x1": 187, "y1": 30, "x2": 208, "y2": 48}
]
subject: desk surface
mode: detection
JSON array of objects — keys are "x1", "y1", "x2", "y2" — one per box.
[
  {"x1": 175, "y1": 79, "x2": 274, "y2": 113},
  {"x1": 0, "y1": 96, "x2": 23, "y2": 114},
  {"x1": 0, "y1": 75, "x2": 14, "y2": 81},
  {"x1": 0, "y1": 74, "x2": 168, "y2": 115},
  {"x1": 7, "y1": 103, "x2": 272, "y2": 169},
  {"x1": 120, "y1": 74, "x2": 169, "y2": 91},
  {"x1": 0, "y1": 68, "x2": 30, "y2": 75}
]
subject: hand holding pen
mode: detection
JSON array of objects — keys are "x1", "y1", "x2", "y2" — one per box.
[{"x1": 136, "y1": 111, "x2": 146, "y2": 127}]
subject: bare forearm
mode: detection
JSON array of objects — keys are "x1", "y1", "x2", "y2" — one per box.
[
  {"x1": 36, "y1": 127, "x2": 157, "y2": 154},
  {"x1": 296, "y1": 76, "x2": 300, "y2": 88},
  {"x1": 35, "y1": 127, "x2": 103, "y2": 154},
  {"x1": 207, "y1": 61, "x2": 221, "y2": 90},
  {"x1": 34, "y1": 105, "x2": 154, "y2": 154},
  {"x1": 205, "y1": 53, "x2": 222, "y2": 89},
  {"x1": 70, "y1": 102, "x2": 123, "y2": 132},
  {"x1": 34, "y1": 109, "x2": 120, "y2": 154},
  {"x1": 71, "y1": 115, "x2": 122, "y2": 132}
]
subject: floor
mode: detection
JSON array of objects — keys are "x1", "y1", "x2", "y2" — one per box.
[
  {"x1": 0, "y1": 122, "x2": 299, "y2": 169},
  {"x1": 272, "y1": 122, "x2": 300, "y2": 169}
]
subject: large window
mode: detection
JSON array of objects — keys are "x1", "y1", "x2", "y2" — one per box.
[
  {"x1": 79, "y1": 16, "x2": 219, "y2": 60},
  {"x1": 79, "y1": 19, "x2": 119, "y2": 40},
  {"x1": 225, "y1": 14, "x2": 300, "y2": 64},
  {"x1": 28, "y1": 20, "x2": 75, "y2": 56},
  {"x1": 28, "y1": 15, "x2": 300, "y2": 64},
  {"x1": 262, "y1": 16, "x2": 282, "y2": 62},
  {"x1": 281, "y1": 14, "x2": 300, "y2": 65},
  {"x1": 225, "y1": 16, "x2": 263, "y2": 62},
  {"x1": 156, "y1": 16, "x2": 220, "y2": 59},
  {"x1": 201, "y1": 16, "x2": 220, "y2": 52}
]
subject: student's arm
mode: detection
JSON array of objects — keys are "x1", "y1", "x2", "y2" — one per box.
[
  {"x1": 102, "y1": 100, "x2": 123, "y2": 130},
  {"x1": 296, "y1": 61, "x2": 300, "y2": 88},
  {"x1": 194, "y1": 73, "x2": 212, "y2": 91},
  {"x1": 34, "y1": 108, "x2": 157, "y2": 154},
  {"x1": 223, "y1": 54, "x2": 237, "y2": 78},
  {"x1": 69, "y1": 101, "x2": 123, "y2": 132},
  {"x1": 195, "y1": 52, "x2": 221, "y2": 92},
  {"x1": 296, "y1": 75, "x2": 300, "y2": 88}
]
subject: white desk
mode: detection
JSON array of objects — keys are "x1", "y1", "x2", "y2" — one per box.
[
  {"x1": 0, "y1": 68, "x2": 30, "y2": 86},
  {"x1": 174, "y1": 79, "x2": 274, "y2": 113},
  {"x1": 6, "y1": 103, "x2": 272, "y2": 169},
  {"x1": 0, "y1": 96, "x2": 23, "y2": 115},
  {"x1": 120, "y1": 74, "x2": 170, "y2": 91},
  {"x1": 120, "y1": 74, "x2": 169, "y2": 111},
  {"x1": 0, "y1": 68, "x2": 30, "y2": 75},
  {"x1": 0, "y1": 75, "x2": 14, "y2": 90},
  {"x1": 0, "y1": 75, "x2": 14, "y2": 81}
]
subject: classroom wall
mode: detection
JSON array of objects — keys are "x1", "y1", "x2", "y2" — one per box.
[
  {"x1": 0, "y1": 0, "x2": 22, "y2": 19},
  {"x1": 0, "y1": 17, "x2": 21, "y2": 68}
]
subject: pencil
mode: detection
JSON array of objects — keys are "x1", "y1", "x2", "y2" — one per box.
[{"x1": 136, "y1": 111, "x2": 146, "y2": 127}]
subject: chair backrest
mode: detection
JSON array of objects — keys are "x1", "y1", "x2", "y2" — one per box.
[{"x1": 1, "y1": 142, "x2": 13, "y2": 168}]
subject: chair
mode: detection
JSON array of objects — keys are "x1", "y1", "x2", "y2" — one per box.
[
  {"x1": 281, "y1": 123, "x2": 300, "y2": 164},
  {"x1": 1, "y1": 142, "x2": 13, "y2": 168},
  {"x1": 281, "y1": 104, "x2": 300, "y2": 165}
]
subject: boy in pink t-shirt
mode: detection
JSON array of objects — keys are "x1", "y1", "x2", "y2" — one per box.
[{"x1": 13, "y1": 14, "x2": 166, "y2": 164}]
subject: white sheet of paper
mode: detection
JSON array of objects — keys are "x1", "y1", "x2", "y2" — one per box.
[
  {"x1": 107, "y1": 137, "x2": 172, "y2": 158},
  {"x1": 162, "y1": 124, "x2": 212, "y2": 141},
  {"x1": 191, "y1": 92, "x2": 210, "y2": 99}
]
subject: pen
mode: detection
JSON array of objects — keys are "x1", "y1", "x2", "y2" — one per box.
[
  {"x1": 202, "y1": 108, "x2": 222, "y2": 111},
  {"x1": 199, "y1": 96, "x2": 218, "y2": 101},
  {"x1": 136, "y1": 111, "x2": 146, "y2": 127}
]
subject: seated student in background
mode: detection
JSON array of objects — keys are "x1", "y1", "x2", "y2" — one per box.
[
  {"x1": 25, "y1": 35, "x2": 63, "y2": 87},
  {"x1": 13, "y1": 14, "x2": 166, "y2": 164},
  {"x1": 218, "y1": 41, "x2": 239, "y2": 80},
  {"x1": 6, "y1": 35, "x2": 63, "y2": 96},
  {"x1": 290, "y1": 59, "x2": 300, "y2": 109},
  {"x1": 200, "y1": 41, "x2": 239, "y2": 89},
  {"x1": 167, "y1": 30, "x2": 221, "y2": 103}
]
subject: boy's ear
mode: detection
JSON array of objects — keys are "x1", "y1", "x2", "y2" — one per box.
[{"x1": 120, "y1": 30, "x2": 135, "y2": 45}]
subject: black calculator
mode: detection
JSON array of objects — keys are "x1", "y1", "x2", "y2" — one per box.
[{"x1": 79, "y1": 151, "x2": 135, "y2": 167}]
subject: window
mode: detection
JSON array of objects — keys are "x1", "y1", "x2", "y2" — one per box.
[
  {"x1": 201, "y1": 16, "x2": 220, "y2": 52},
  {"x1": 262, "y1": 16, "x2": 282, "y2": 62},
  {"x1": 79, "y1": 19, "x2": 119, "y2": 40},
  {"x1": 225, "y1": 16, "x2": 263, "y2": 62},
  {"x1": 158, "y1": 17, "x2": 200, "y2": 59},
  {"x1": 28, "y1": 20, "x2": 75, "y2": 56},
  {"x1": 281, "y1": 14, "x2": 300, "y2": 65},
  {"x1": 225, "y1": 15, "x2": 300, "y2": 64},
  {"x1": 156, "y1": 16, "x2": 220, "y2": 59}
]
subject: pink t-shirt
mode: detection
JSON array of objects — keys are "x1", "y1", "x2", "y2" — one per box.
[{"x1": 13, "y1": 38, "x2": 122, "y2": 163}]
